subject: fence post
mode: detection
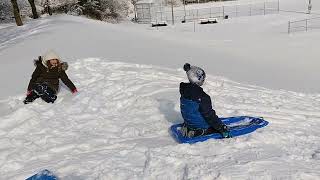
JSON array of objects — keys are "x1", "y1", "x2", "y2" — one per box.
[
  {"x1": 223, "y1": 6, "x2": 225, "y2": 18},
  {"x1": 134, "y1": 4, "x2": 137, "y2": 22},
  {"x1": 160, "y1": 4, "x2": 163, "y2": 21},
  {"x1": 171, "y1": 0, "x2": 174, "y2": 25},
  {"x1": 306, "y1": 19, "x2": 308, "y2": 32},
  {"x1": 197, "y1": 9, "x2": 199, "y2": 20},
  {"x1": 193, "y1": 14, "x2": 196, "y2": 32},
  {"x1": 278, "y1": 0, "x2": 280, "y2": 13},
  {"x1": 149, "y1": 4, "x2": 152, "y2": 24},
  {"x1": 156, "y1": 18, "x2": 158, "y2": 30},
  {"x1": 236, "y1": 5, "x2": 238, "y2": 17},
  {"x1": 288, "y1": 21, "x2": 290, "y2": 34}
]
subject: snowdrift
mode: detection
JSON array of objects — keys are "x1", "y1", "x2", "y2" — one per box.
[{"x1": 0, "y1": 59, "x2": 319, "y2": 179}]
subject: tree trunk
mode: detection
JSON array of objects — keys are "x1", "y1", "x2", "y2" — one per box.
[
  {"x1": 28, "y1": 0, "x2": 39, "y2": 19},
  {"x1": 10, "y1": 0, "x2": 23, "y2": 26},
  {"x1": 44, "y1": 0, "x2": 52, "y2": 16}
]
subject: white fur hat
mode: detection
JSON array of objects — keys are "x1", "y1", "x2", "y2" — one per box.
[{"x1": 42, "y1": 50, "x2": 60, "y2": 67}]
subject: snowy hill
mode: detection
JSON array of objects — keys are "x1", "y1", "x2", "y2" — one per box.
[
  {"x1": 1, "y1": 11, "x2": 320, "y2": 98},
  {"x1": 1, "y1": 0, "x2": 320, "y2": 179},
  {"x1": 1, "y1": 58, "x2": 320, "y2": 179}
]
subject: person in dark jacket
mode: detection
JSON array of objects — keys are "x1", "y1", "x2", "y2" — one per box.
[
  {"x1": 180, "y1": 63, "x2": 231, "y2": 138},
  {"x1": 23, "y1": 50, "x2": 78, "y2": 104}
]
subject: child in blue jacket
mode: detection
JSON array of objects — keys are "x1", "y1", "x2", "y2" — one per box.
[{"x1": 180, "y1": 63, "x2": 231, "y2": 138}]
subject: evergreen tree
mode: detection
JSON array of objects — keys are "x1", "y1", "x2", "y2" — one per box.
[{"x1": 78, "y1": 0, "x2": 103, "y2": 20}]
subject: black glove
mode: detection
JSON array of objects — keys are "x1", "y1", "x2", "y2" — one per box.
[{"x1": 219, "y1": 125, "x2": 232, "y2": 138}]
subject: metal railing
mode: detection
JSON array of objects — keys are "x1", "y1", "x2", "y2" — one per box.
[
  {"x1": 156, "y1": 1, "x2": 279, "y2": 23},
  {"x1": 288, "y1": 16, "x2": 320, "y2": 34},
  {"x1": 136, "y1": 1, "x2": 279, "y2": 24}
]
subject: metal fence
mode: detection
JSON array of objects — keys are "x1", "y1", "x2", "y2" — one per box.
[
  {"x1": 184, "y1": 0, "x2": 229, "y2": 5},
  {"x1": 136, "y1": 1, "x2": 279, "y2": 24},
  {"x1": 135, "y1": 3, "x2": 153, "y2": 23},
  {"x1": 288, "y1": 17, "x2": 320, "y2": 34}
]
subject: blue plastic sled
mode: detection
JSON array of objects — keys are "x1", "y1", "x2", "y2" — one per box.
[
  {"x1": 26, "y1": 169, "x2": 58, "y2": 180},
  {"x1": 170, "y1": 116, "x2": 268, "y2": 144}
]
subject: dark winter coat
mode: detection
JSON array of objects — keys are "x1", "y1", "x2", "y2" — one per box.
[
  {"x1": 180, "y1": 82, "x2": 224, "y2": 131},
  {"x1": 27, "y1": 59, "x2": 76, "y2": 93}
]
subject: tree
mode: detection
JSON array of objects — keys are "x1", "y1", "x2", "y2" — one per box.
[
  {"x1": 43, "y1": 0, "x2": 52, "y2": 16},
  {"x1": 10, "y1": 0, "x2": 23, "y2": 26},
  {"x1": 78, "y1": 0, "x2": 102, "y2": 20},
  {"x1": 28, "y1": 0, "x2": 39, "y2": 19}
]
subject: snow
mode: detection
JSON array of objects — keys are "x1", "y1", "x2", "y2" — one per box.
[
  {"x1": 0, "y1": 0, "x2": 320, "y2": 179},
  {"x1": 1, "y1": 58, "x2": 320, "y2": 179}
]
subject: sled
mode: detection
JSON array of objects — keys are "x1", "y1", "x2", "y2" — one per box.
[
  {"x1": 170, "y1": 116, "x2": 268, "y2": 144},
  {"x1": 26, "y1": 169, "x2": 58, "y2": 180}
]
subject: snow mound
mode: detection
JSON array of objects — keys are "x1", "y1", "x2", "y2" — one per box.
[{"x1": 0, "y1": 58, "x2": 320, "y2": 179}]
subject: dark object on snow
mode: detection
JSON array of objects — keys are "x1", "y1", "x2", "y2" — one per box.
[
  {"x1": 180, "y1": 82, "x2": 227, "y2": 134},
  {"x1": 171, "y1": 116, "x2": 269, "y2": 143},
  {"x1": 26, "y1": 169, "x2": 58, "y2": 180},
  {"x1": 180, "y1": 122, "x2": 226, "y2": 138},
  {"x1": 27, "y1": 56, "x2": 76, "y2": 94},
  {"x1": 180, "y1": 63, "x2": 230, "y2": 138},
  {"x1": 224, "y1": 15, "x2": 229, "y2": 19},
  {"x1": 25, "y1": 52, "x2": 77, "y2": 104},
  {"x1": 199, "y1": 18, "x2": 218, "y2": 24},
  {"x1": 181, "y1": 17, "x2": 186, "y2": 23},
  {"x1": 24, "y1": 83, "x2": 57, "y2": 104},
  {"x1": 151, "y1": 21, "x2": 167, "y2": 27},
  {"x1": 208, "y1": 18, "x2": 218, "y2": 23}
]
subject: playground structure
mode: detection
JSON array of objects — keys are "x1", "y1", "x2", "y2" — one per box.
[{"x1": 134, "y1": 0, "x2": 280, "y2": 24}]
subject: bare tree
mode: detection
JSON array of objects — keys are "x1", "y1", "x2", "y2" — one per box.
[
  {"x1": 28, "y1": 0, "x2": 39, "y2": 19},
  {"x1": 43, "y1": 0, "x2": 52, "y2": 16},
  {"x1": 10, "y1": 0, "x2": 23, "y2": 26}
]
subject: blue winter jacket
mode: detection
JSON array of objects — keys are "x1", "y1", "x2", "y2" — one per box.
[{"x1": 180, "y1": 82, "x2": 224, "y2": 130}]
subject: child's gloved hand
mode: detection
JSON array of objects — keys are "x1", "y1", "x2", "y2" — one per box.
[
  {"x1": 221, "y1": 131, "x2": 232, "y2": 138},
  {"x1": 26, "y1": 90, "x2": 32, "y2": 96},
  {"x1": 220, "y1": 125, "x2": 232, "y2": 138},
  {"x1": 72, "y1": 89, "x2": 78, "y2": 94}
]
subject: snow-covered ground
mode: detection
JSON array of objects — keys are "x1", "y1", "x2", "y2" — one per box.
[
  {"x1": 1, "y1": 4, "x2": 320, "y2": 96},
  {"x1": 1, "y1": 58, "x2": 320, "y2": 179},
  {"x1": 1, "y1": 0, "x2": 320, "y2": 179}
]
